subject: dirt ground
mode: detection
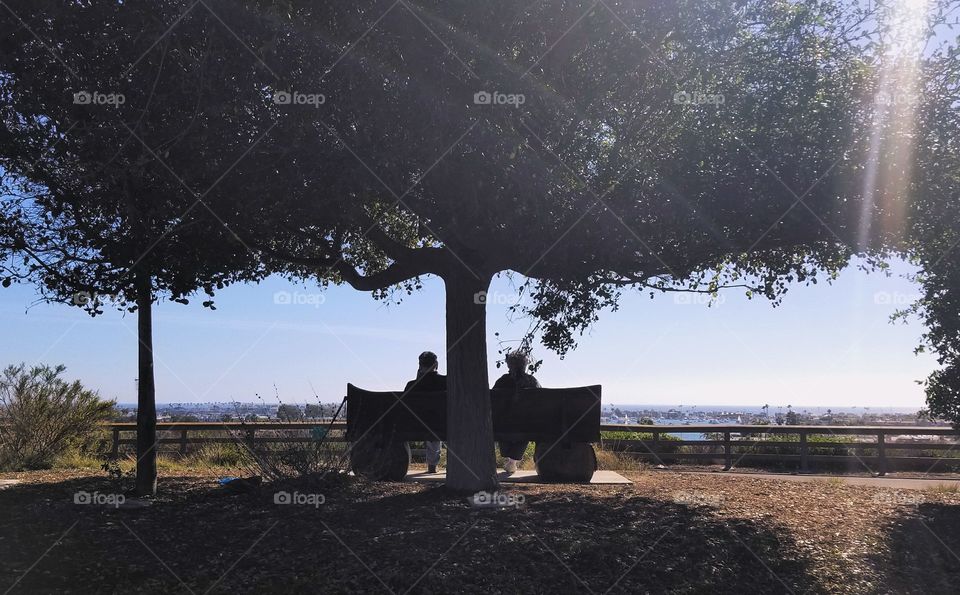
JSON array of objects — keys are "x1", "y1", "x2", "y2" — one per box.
[{"x1": 1, "y1": 468, "x2": 958, "y2": 594}]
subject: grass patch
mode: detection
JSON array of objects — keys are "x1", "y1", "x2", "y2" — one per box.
[
  {"x1": 53, "y1": 450, "x2": 104, "y2": 470},
  {"x1": 926, "y1": 483, "x2": 960, "y2": 496}
]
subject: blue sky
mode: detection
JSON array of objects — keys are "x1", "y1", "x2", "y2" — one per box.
[{"x1": 0, "y1": 257, "x2": 936, "y2": 409}]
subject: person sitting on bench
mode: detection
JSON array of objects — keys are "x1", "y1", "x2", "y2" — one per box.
[
  {"x1": 495, "y1": 350, "x2": 541, "y2": 474},
  {"x1": 404, "y1": 351, "x2": 446, "y2": 474}
]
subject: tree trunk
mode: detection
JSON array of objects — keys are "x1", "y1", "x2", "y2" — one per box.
[
  {"x1": 444, "y1": 271, "x2": 498, "y2": 492},
  {"x1": 135, "y1": 271, "x2": 157, "y2": 497}
]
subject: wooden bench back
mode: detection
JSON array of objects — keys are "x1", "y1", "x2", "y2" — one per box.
[{"x1": 345, "y1": 384, "x2": 601, "y2": 443}]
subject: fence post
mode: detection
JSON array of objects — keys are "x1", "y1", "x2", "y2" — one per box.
[
  {"x1": 877, "y1": 431, "x2": 887, "y2": 476},
  {"x1": 653, "y1": 431, "x2": 660, "y2": 459},
  {"x1": 179, "y1": 429, "x2": 189, "y2": 456},
  {"x1": 799, "y1": 430, "x2": 809, "y2": 473},
  {"x1": 723, "y1": 432, "x2": 732, "y2": 470},
  {"x1": 245, "y1": 428, "x2": 257, "y2": 451},
  {"x1": 111, "y1": 428, "x2": 120, "y2": 459}
]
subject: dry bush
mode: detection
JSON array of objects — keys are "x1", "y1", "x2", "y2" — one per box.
[
  {"x1": 238, "y1": 424, "x2": 351, "y2": 487},
  {"x1": 0, "y1": 363, "x2": 114, "y2": 470},
  {"x1": 595, "y1": 447, "x2": 648, "y2": 472},
  {"x1": 188, "y1": 442, "x2": 252, "y2": 469}
]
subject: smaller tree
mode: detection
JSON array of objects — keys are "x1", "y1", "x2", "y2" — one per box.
[
  {"x1": 277, "y1": 404, "x2": 304, "y2": 422},
  {"x1": 0, "y1": 363, "x2": 114, "y2": 470},
  {"x1": 785, "y1": 408, "x2": 800, "y2": 425},
  {"x1": 0, "y1": 0, "x2": 274, "y2": 494}
]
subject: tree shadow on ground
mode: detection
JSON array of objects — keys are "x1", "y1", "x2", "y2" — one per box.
[
  {"x1": 0, "y1": 474, "x2": 819, "y2": 594},
  {"x1": 873, "y1": 501, "x2": 960, "y2": 594}
]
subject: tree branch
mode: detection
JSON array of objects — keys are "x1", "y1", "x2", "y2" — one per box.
[{"x1": 259, "y1": 241, "x2": 450, "y2": 292}]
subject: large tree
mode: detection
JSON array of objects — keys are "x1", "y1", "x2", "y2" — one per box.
[
  {"x1": 2, "y1": 0, "x2": 957, "y2": 493},
  {"x1": 211, "y1": 0, "x2": 960, "y2": 490}
]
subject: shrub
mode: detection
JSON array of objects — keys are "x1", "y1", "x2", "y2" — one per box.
[
  {"x1": 0, "y1": 363, "x2": 114, "y2": 470},
  {"x1": 601, "y1": 431, "x2": 682, "y2": 453},
  {"x1": 597, "y1": 431, "x2": 683, "y2": 465},
  {"x1": 243, "y1": 424, "x2": 350, "y2": 483},
  {"x1": 730, "y1": 433, "x2": 858, "y2": 457},
  {"x1": 189, "y1": 442, "x2": 252, "y2": 469},
  {"x1": 595, "y1": 447, "x2": 647, "y2": 472}
]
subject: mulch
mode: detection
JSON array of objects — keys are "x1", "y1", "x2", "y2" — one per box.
[{"x1": 1, "y1": 468, "x2": 958, "y2": 594}]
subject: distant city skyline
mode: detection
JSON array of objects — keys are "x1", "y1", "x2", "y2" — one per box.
[
  {"x1": 131, "y1": 401, "x2": 925, "y2": 415},
  {"x1": 0, "y1": 257, "x2": 936, "y2": 409}
]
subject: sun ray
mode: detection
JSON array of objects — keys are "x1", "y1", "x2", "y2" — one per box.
[{"x1": 858, "y1": 0, "x2": 930, "y2": 252}]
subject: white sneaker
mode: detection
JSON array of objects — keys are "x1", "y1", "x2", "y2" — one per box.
[{"x1": 504, "y1": 458, "x2": 518, "y2": 474}]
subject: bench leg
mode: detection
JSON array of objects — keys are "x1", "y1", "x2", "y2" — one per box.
[
  {"x1": 349, "y1": 440, "x2": 410, "y2": 481},
  {"x1": 534, "y1": 442, "x2": 596, "y2": 482}
]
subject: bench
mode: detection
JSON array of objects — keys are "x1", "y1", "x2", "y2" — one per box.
[{"x1": 345, "y1": 383, "x2": 601, "y2": 482}]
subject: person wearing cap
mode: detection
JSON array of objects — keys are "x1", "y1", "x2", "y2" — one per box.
[
  {"x1": 494, "y1": 350, "x2": 541, "y2": 473},
  {"x1": 404, "y1": 351, "x2": 446, "y2": 474}
]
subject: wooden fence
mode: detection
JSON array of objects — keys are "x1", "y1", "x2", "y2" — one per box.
[
  {"x1": 105, "y1": 422, "x2": 960, "y2": 474},
  {"x1": 106, "y1": 421, "x2": 349, "y2": 458},
  {"x1": 599, "y1": 424, "x2": 960, "y2": 475}
]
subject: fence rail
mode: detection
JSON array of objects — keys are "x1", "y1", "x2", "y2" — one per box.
[
  {"x1": 104, "y1": 422, "x2": 960, "y2": 474},
  {"x1": 105, "y1": 421, "x2": 349, "y2": 457},
  {"x1": 599, "y1": 424, "x2": 960, "y2": 475}
]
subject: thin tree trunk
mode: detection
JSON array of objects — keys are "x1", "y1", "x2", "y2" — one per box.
[
  {"x1": 444, "y1": 271, "x2": 498, "y2": 492},
  {"x1": 135, "y1": 271, "x2": 157, "y2": 497}
]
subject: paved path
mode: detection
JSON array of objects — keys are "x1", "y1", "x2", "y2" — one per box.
[
  {"x1": 407, "y1": 469, "x2": 632, "y2": 485},
  {"x1": 407, "y1": 468, "x2": 958, "y2": 489},
  {"x1": 656, "y1": 469, "x2": 960, "y2": 490}
]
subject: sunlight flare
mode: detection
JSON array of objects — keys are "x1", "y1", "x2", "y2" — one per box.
[{"x1": 858, "y1": 0, "x2": 930, "y2": 250}]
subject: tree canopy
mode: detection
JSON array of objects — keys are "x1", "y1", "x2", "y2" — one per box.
[
  {"x1": 0, "y1": 0, "x2": 272, "y2": 308},
  {"x1": 1, "y1": 0, "x2": 958, "y2": 490}
]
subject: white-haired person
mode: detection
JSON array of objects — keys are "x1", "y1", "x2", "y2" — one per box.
[{"x1": 494, "y1": 351, "x2": 540, "y2": 473}]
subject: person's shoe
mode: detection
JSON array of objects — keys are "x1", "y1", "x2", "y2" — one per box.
[
  {"x1": 427, "y1": 465, "x2": 437, "y2": 474},
  {"x1": 504, "y1": 458, "x2": 518, "y2": 474}
]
